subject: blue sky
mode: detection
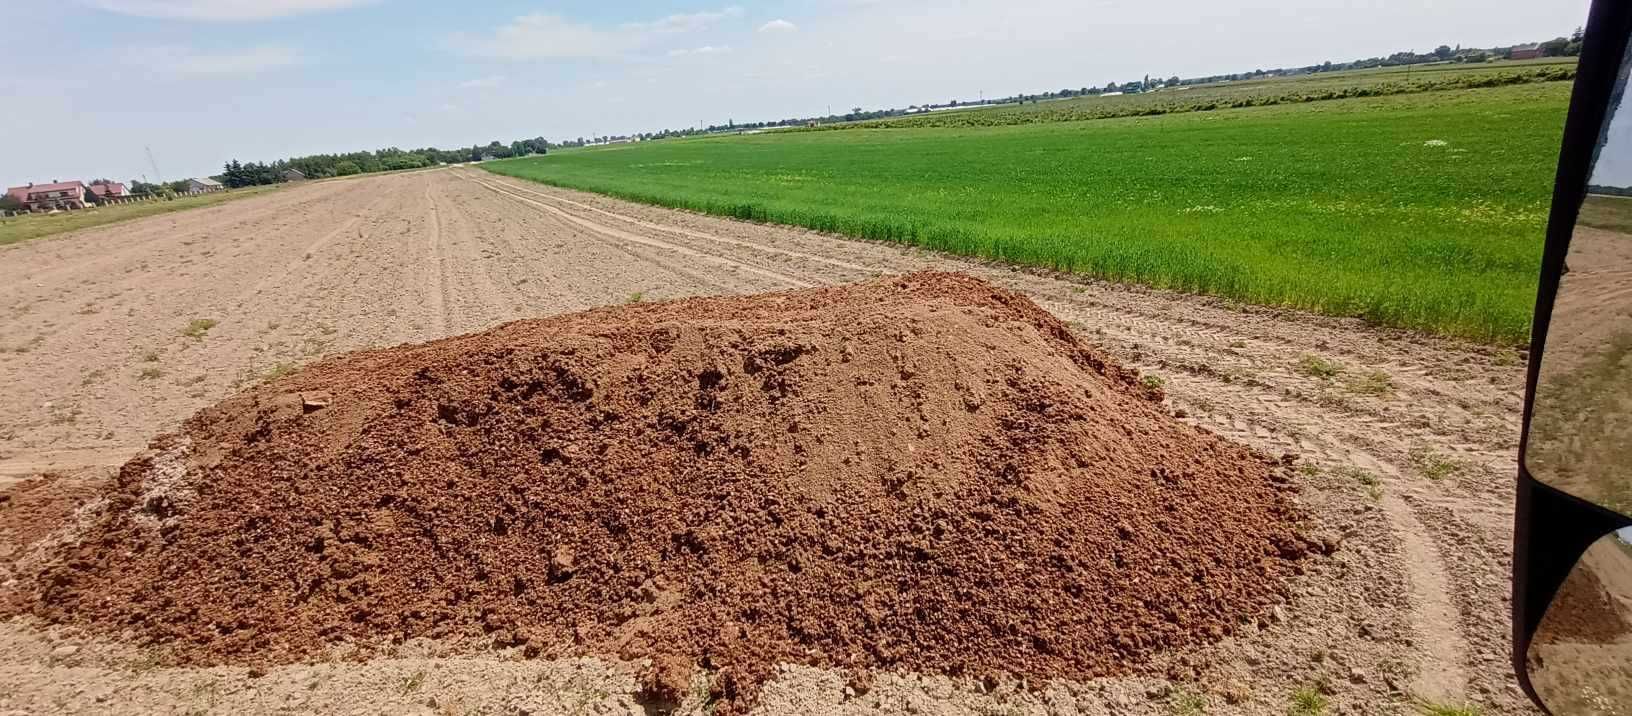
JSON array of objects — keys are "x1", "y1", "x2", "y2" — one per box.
[
  {"x1": 1594, "y1": 75, "x2": 1632, "y2": 189},
  {"x1": 2, "y1": 0, "x2": 1589, "y2": 188}
]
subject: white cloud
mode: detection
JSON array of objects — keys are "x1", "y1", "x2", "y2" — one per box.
[
  {"x1": 133, "y1": 45, "x2": 307, "y2": 76},
  {"x1": 84, "y1": 0, "x2": 373, "y2": 21},
  {"x1": 758, "y1": 19, "x2": 798, "y2": 33},
  {"x1": 459, "y1": 76, "x2": 505, "y2": 89},
  {"x1": 451, "y1": 14, "x2": 634, "y2": 60},
  {"x1": 668, "y1": 45, "x2": 732, "y2": 57},
  {"x1": 452, "y1": 7, "x2": 743, "y2": 61},
  {"x1": 626, "y1": 7, "x2": 742, "y2": 34}
]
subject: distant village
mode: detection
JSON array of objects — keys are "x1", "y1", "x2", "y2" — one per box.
[{"x1": 1, "y1": 168, "x2": 310, "y2": 216}]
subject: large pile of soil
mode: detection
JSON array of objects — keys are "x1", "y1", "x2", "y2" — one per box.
[{"x1": 4, "y1": 272, "x2": 1310, "y2": 709}]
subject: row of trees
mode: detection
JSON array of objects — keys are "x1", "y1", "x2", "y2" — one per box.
[
  {"x1": 217, "y1": 138, "x2": 552, "y2": 188},
  {"x1": 1166, "y1": 30, "x2": 1585, "y2": 88}
]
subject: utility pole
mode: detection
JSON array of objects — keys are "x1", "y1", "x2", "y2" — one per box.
[{"x1": 145, "y1": 146, "x2": 163, "y2": 184}]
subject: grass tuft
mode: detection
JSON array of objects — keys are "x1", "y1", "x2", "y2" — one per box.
[
  {"x1": 260, "y1": 362, "x2": 301, "y2": 383},
  {"x1": 1288, "y1": 686, "x2": 1329, "y2": 716},
  {"x1": 1332, "y1": 465, "x2": 1384, "y2": 499},
  {"x1": 1408, "y1": 446, "x2": 1462, "y2": 480},
  {"x1": 1344, "y1": 368, "x2": 1395, "y2": 395},
  {"x1": 1297, "y1": 354, "x2": 1343, "y2": 379},
  {"x1": 1418, "y1": 702, "x2": 1483, "y2": 716},
  {"x1": 398, "y1": 670, "x2": 425, "y2": 695},
  {"x1": 181, "y1": 319, "x2": 218, "y2": 339},
  {"x1": 1170, "y1": 688, "x2": 1207, "y2": 715}
]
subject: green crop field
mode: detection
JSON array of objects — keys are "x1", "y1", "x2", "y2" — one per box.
[
  {"x1": 827, "y1": 59, "x2": 1573, "y2": 130},
  {"x1": 488, "y1": 80, "x2": 1572, "y2": 342}
]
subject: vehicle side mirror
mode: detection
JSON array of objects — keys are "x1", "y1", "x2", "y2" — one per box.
[{"x1": 1515, "y1": 1, "x2": 1632, "y2": 712}]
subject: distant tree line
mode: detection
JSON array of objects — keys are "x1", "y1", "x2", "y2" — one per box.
[
  {"x1": 215, "y1": 138, "x2": 551, "y2": 188},
  {"x1": 658, "y1": 31, "x2": 1588, "y2": 136}
]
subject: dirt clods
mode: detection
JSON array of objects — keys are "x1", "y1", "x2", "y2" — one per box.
[{"x1": 3, "y1": 272, "x2": 1310, "y2": 711}]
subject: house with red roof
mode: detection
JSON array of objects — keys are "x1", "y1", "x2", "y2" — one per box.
[
  {"x1": 87, "y1": 181, "x2": 128, "y2": 201},
  {"x1": 1511, "y1": 44, "x2": 1544, "y2": 60},
  {"x1": 4, "y1": 181, "x2": 88, "y2": 211}
]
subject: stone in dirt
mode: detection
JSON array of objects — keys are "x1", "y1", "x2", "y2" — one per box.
[{"x1": 1, "y1": 272, "x2": 1312, "y2": 713}]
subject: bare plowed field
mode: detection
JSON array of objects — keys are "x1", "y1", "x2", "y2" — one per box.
[{"x1": 0, "y1": 167, "x2": 1534, "y2": 715}]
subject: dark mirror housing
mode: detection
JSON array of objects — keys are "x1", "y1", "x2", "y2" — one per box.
[{"x1": 1515, "y1": 0, "x2": 1632, "y2": 711}]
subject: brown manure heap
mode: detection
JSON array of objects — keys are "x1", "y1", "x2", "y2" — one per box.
[{"x1": 5, "y1": 272, "x2": 1310, "y2": 710}]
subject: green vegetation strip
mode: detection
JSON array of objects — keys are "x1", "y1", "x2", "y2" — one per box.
[
  {"x1": 487, "y1": 82, "x2": 1564, "y2": 342},
  {"x1": 827, "y1": 62, "x2": 1573, "y2": 130},
  {"x1": 0, "y1": 185, "x2": 282, "y2": 248}
]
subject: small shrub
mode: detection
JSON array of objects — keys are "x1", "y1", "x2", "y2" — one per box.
[
  {"x1": 142, "y1": 350, "x2": 160, "y2": 362},
  {"x1": 138, "y1": 366, "x2": 164, "y2": 381},
  {"x1": 627, "y1": 291, "x2": 645, "y2": 304}
]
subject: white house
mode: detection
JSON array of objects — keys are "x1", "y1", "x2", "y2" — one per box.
[{"x1": 187, "y1": 177, "x2": 224, "y2": 194}]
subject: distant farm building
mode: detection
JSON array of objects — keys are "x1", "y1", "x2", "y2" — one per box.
[
  {"x1": 281, "y1": 168, "x2": 307, "y2": 182},
  {"x1": 87, "y1": 181, "x2": 129, "y2": 201},
  {"x1": 5, "y1": 181, "x2": 87, "y2": 212},
  {"x1": 1510, "y1": 44, "x2": 1544, "y2": 60},
  {"x1": 187, "y1": 177, "x2": 224, "y2": 194}
]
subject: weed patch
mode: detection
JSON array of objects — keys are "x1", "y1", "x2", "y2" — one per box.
[
  {"x1": 260, "y1": 362, "x2": 301, "y2": 382},
  {"x1": 1408, "y1": 446, "x2": 1463, "y2": 480},
  {"x1": 1297, "y1": 354, "x2": 1343, "y2": 379},
  {"x1": 1344, "y1": 368, "x2": 1394, "y2": 395},
  {"x1": 1170, "y1": 688, "x2": 1207, "y2": 715},
  {"x1": 1289, "y1": 686, "x2": 1329, "y2": 716},
  {"x1": 1418, "y1": 702, "x2": 1483, "y2": 716},
  {"x1": 181, "y1": 319, "x2": 218, "y2": 339},
  {"x1": 1140, "y1": 373, "x2": 1167, "y2": 398}
]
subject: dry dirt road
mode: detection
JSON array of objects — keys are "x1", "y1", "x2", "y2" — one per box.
[{"x1": 0, "y1": 167, "x2": 1534, "y2": 715}]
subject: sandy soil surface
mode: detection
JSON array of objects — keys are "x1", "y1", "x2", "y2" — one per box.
[
  {"x1": 0, "y1": 167, "x2": 1534, "y2": 714},
  {"x1": 1526, "y1": 218, "x2": 1632, "y2": 510}
]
